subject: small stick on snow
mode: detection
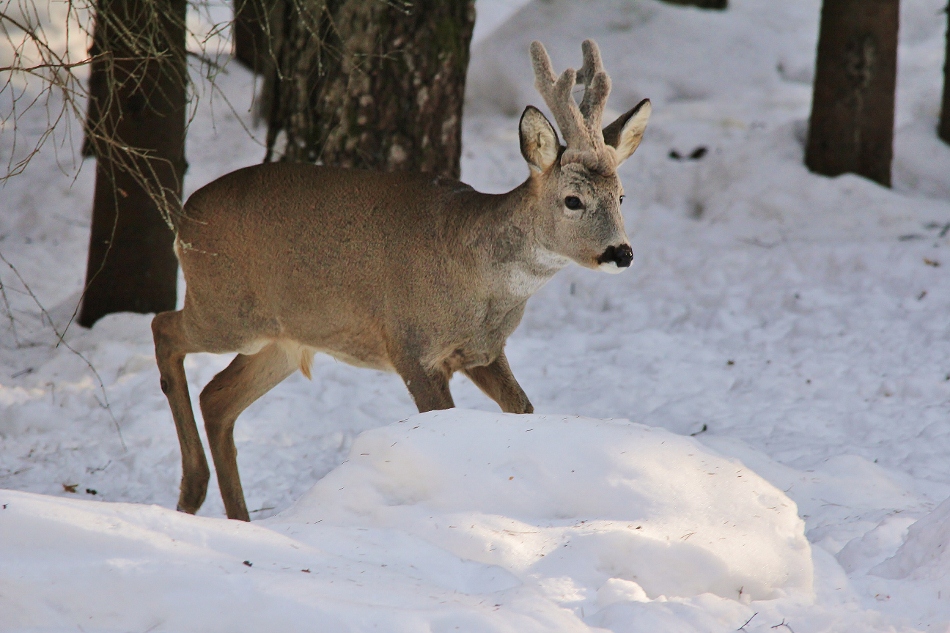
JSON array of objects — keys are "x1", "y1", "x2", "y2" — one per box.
[{"x1": 737, "y1": 613, "x2": 757, "y2": 631}]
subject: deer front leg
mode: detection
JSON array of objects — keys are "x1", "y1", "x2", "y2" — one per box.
[
  {"x1": 391, "y1": 352, "x2": 455, "y2": 412},
  {"x1": 198, "y1": 342, "x2": 296, "y2": 521},
  {"x1": 464, "y1": 352, "x2": 534, "y2": 414}
]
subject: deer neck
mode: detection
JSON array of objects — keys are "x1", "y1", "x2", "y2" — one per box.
[{"x1": 468, "y1": 179, "x2": 570, "y2": 300}]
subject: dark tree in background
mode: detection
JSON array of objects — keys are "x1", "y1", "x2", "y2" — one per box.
[
  {"x1": 264, "y1": 0, "x2": 476, "y2": 179},
  {"x1": 805, "y1": 0, "x2": 899, "y2": 187},
  {"x1": 940, "y1": 1, "x2": 950, "y2": 144},
  {"x1": 79, "y1": 0, "x2": 188, "y2": 327},
  {"x1": 80, "y1": 20, "x2": 106, "y2": 158},
  {"x1": 234, "y1": 0, "x2": 276, "y2": 73}
]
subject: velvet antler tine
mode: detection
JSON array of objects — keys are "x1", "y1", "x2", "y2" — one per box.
[
  {"x1": 576, "y1": 40, "x2": 604, "y2": 85},
  {"x1": 577, "y1": 40, "x2": 610, "y2": 130},
  {"x1": 581, "y1": 72, "x2": 611, "y2": 132},
  {"x1": 530, "y1": 40, "x2": 557, "y2": 86},
  {"x1": 530, "y1": 40, "x2": 587, "y2": 149}
]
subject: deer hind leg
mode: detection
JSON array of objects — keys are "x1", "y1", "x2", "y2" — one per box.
[
  {"x1": 152, "y1": 310, "x2": 210, "y2": 515},
  {"x1": 198, "y1": 341, "x2": 296, "y2": 521},
  {"x1": 463, "y1": 352, "x2": 534, "y2": 414}
]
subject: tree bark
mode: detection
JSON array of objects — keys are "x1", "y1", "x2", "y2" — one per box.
[
  {"x1": 264, "y1": 0, "x2": 475, "y2": 179},
  {"x1": 805, "y1": 0, "x2": 899, "y2": 187},
  {"x1": 940, "y1": 2, "x2": 950, "y2": 144},
  {"x1": 79, "y1": 0, "x2": 187, "y2": 327},
  {"x1": 233, "y1": 0, "x2": 277, "y2": 73}
]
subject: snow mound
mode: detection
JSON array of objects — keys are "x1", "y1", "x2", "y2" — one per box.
[
  {"x1": 872, "y1": 496, "x2": 950, "y2": 582},
  {"x1": 1, "y1": 489, "x2": 562, "y2": 632},
  {"x1": 1, "y1": 411, "x2": 812, "y2": 630},
  {"x1": 275, "y1": 411, "x2": 814, "y2": 603}
]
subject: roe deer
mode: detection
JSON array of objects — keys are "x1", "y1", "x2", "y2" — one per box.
[{"x1": 152, "y1": 40, "x2": 651, "y2": 521}]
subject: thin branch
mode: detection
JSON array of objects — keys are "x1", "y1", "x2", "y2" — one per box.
[{"x1": 0, "y1": 249, "x2": 126, "y2": 451}]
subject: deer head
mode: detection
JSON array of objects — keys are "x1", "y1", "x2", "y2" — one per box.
[{"x1": 520, "y1": 39, "x2": 651, "y2": 273}]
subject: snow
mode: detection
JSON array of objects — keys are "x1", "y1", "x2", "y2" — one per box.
[
  {"x1": 3, "y1": 413, "x2": 813, "y2": 632},
  {"x1": 2, "y1": 0, "x2": 950, "y2": 631}
]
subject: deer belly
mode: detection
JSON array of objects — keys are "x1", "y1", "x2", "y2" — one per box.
[
  {"x1": 323, "y1": 347, "x2": 395, "y2": 372},
  {"x1": 303, "y1": 327, "x2": 395, "y2": 372}
]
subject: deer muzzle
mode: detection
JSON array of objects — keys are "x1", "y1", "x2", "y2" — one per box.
[{"x1": 596, "y1": 243, "x2": 633, "y2": 273}]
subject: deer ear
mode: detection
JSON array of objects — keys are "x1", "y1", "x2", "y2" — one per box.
[
  {"x1": 603, "y1": 98, "x2": 651, "y2": 165},
  {"x1": 520, "y1": 106, "x2": 560, "y2": 172}
]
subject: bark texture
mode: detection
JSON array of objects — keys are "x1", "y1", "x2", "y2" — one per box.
[
  {"x1": 940, "y1": 2, "x2": 950, "y2": 144},
  {"x1": 805, "y1": 0, "x2": 899, "y2": 187},
  {"x1": 264, "y1": 0, "x2": 475, "y2": 179},
  {"x1": 79, "y1": 0, "x2": 187, "y2": 327}
]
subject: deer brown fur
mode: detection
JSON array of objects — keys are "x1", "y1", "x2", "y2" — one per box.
[{"x1": 152, "y1": 39, "x2": 651, "y2": 520}]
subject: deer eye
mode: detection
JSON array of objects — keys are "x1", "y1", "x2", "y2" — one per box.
[
  {"x1": 619, "y1": 195, "x2": 625, "y2": 205},
  {"x1": 564, "y1": 196, "x2": 583, "y2": 210}
]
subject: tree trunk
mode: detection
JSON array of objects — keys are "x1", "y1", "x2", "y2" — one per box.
[
  {"x1": 940, "y1": 2, "x2": 950, "y2": 144},
  {"x1": 805, "y1": 0, "x2": 899, "y2": 187},
  {"x1": 78, "y1": 0, "x2": 187, "y2": 327},
  {"x1": 263, "y1": 0, "x2": 475, "y2": 179},
  {"x1": 233, "y1": 0, "x2": 276, "y2": 73},
  {"x1": 80, "y1": 20, "x2": 107, "y2": 158}
]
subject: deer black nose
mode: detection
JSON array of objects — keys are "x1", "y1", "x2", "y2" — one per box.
[{"x1": 598, "y1": 244, "x2": 633, "y2": 268}]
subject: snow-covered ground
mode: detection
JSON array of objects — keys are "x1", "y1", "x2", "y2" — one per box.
[{"x1": 2, "y1": 0, "x2": 950, "y2": 630}]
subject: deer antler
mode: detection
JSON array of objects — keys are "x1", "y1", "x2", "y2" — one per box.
[
  {"x1": 530, "y1": 39, "x2": 611, "y2": 156},
  {"x1": 577, "y1": 40, "x2": 611, "y2": 133}
]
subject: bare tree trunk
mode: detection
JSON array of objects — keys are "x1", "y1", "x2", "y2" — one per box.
[
  {"x1": 940, "y1": 2, "x2": 950, "y2": 144},
  {"x1": 78, "y1": 0, "x2": 187, "y2": 327},
  {"x1": 80, "y1": 20, "x2": 106, "y2": 158},
  {"x1": 233, "y1": 0, "x2": 276, "y2": 73},
  {"x1": 264, "y1": 0, "x2": 475, "y2": 179},
  {"x1": 805, "y1": 0, "x2": 899, "y2": 187}
]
